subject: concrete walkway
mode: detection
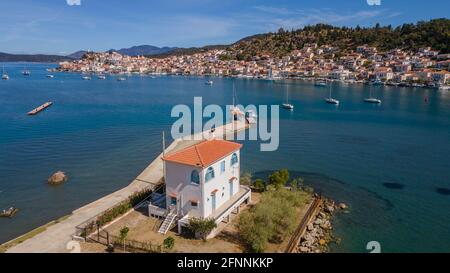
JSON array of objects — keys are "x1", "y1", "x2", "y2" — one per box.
[{"x1": 6, "y1": 121, "x2": 248, "y2": 253}]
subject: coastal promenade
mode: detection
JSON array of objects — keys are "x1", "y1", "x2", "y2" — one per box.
[{"x1": 6, "y1": 121, "x2": 248, "y2": 253}]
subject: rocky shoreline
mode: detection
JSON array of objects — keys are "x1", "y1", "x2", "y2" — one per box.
[{"x1": 297, "y1": 197, "x2": 346, "y2": 253}]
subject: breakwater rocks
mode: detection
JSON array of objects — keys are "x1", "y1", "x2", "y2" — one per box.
[{"x1": 297, "y1": 198, "x2": 347, "y2": 253}]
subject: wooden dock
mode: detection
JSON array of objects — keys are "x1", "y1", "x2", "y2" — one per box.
[{"x1": 28, "y1": 102, "x2": 53, "y2": 116}]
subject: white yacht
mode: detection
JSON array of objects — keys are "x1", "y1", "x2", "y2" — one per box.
[
  {"x1": 46, "y1": 75, "x2": 54, "y2": 79},
  {"x1": 205, "y1": 80, "x2": 214, "y2": 85},
  {"x1": 82, "y1": 75, "x2": 91, "y2": 80},
  {"x1": 315, "y1": 80, "x2": 327, "y2": 87},
  {"x1": 117, "y1": 77, "x2": 127, "y2": 81},
  {"x1": 97, "y1": 74, "x2": 106, "y2": 80},
  {"x1": 364, "y1": 86, "x2": 382, "y2": 104},
  {"x1": 2, "y1": 66, "x2": 9, "y2": 80},
  {"x1": 22, "y1": 67, "x2": 31, "y2": 76},
  {"x1": 282, "y1": 85, "x2": 294, "y2": 110},
  {"x1": 245, "y1": 110, "x2": 258, "y2": 124},
  {"x1": 325, "y1": 85, "x2": 340, "y2": 105}
]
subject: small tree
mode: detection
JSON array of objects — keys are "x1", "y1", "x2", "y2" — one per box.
[
  {"x1": 163, "y1": 236, "x2": 175, "y2": 252},
  {"x1": 119, "y1": 226, "x2": 129, "y2": 252},
  {"x1": 253, "y1": 179, "x2": 266, "y2": 192},
  {"x1": 268, "y1": 169, "x2": 290, "y2": 188},
  {"x1": 187, "y1": 217, "x2": 217, "y2": 241}
]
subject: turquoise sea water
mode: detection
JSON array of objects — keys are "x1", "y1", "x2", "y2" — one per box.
[{"x1": 0, "y1": 63, "x2": 449, "y2": 252}]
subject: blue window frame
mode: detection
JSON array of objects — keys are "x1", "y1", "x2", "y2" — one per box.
[
  {"x1": 231, "y1": 153, "x2": 238, "y2": 166},
  {"x1": 191, "y1": 170, "x2": 200, "y2": 185},
  {"x1": 221, "y1": 161, "x2": 226, "y2": 174},
  {"x1": 205, "y1": 167, "x2": 215, "y2": 182}
]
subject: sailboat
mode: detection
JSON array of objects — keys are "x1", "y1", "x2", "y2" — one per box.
[
  {"x1": 325, "y1": 84, "x2": 340, "y2": 105},
  {"x1": 2, "y1": 65, "x2": 9, "y2": 80},
  {"x1": 364, "y1": 86, "x2": 382, "y2": 104},
  {"x1": 230, "y1": 82, "x2": 244, "y2": 121},
  {"x1": 282, "y1": 85, "x2": 294, "y2": 110},
  {"x1": 22, "y1": 66, "x2": 31, "y2": 76}
]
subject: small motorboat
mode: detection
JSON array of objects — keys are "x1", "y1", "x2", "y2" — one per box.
[
  {"x1": 82, "y1": 76, "x2": 91, "y2": 80},
  {"x1": 97, "y1": 75, "x2": 106, "y2": 80},
  {"x1": 205, "y1": 80, "x2": 214, "y2": 85},
  {"x1": 0, "y1": 207, "x2": 19, "y2": 218},
  {"x1": 46, "y1": 75, "x2": 54, "y2": 78},
  {"x1": 117, "y1": 77, "x2": 127, "y2": 81}
]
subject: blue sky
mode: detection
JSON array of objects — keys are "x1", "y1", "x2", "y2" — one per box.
[{"x1": 1, "y1": 0, "x2": 448, "y2": 55}]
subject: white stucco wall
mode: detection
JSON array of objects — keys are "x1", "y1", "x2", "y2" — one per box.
[{"x1": 164, "y1": 150, "x2": 240, "y2": 219}]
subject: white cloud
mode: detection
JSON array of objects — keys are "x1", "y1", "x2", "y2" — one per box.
[{"x1": 66, "y1": 0, "x2": 81, "y2": 6}]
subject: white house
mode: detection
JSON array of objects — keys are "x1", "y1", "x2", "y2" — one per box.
[{"x1": 152, "y1": 139, "x2": 251, "y2": 237}]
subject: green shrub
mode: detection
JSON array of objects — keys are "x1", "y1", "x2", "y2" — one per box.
[
  {"x1": 268, "y1": 169, "x2": 290, "y2": 188},
  {"x1": 253, "y1": 179, "x2": 266, "y2": 192},
  {"x1": 187, "y1": 217, "x2": 217, "y2": 241},
  {"x1": 163, "y1": 236, "x2": 175, "y2": 251}
]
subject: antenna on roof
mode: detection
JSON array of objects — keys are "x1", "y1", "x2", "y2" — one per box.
[{"x1": 162, "y1": 131, "x2": 166, "y2": 157}]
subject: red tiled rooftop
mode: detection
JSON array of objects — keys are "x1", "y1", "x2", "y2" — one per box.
[{"x1": 162, "y1": 139, "x2": 242, "y2": 168}]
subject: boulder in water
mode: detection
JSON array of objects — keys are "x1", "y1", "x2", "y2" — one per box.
[{"x1": 48, "y1": 171, "x2": 68, "y2": 185}]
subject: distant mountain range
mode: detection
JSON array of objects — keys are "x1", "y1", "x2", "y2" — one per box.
[
  {"x1": 0, "y1": 45, "x2": 179, "y2": 62},
  {"x1": 108, "y1": 45, "x2": 177, "y2": 56},
  {"x1": 0, "y1": 52, "x2": 73, "y2": 63}
]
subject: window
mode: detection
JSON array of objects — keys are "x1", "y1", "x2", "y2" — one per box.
[
  {"x1": 221, "y1": 161, "x2": 226, "y2": 174},
  {"x1": 170, "y1": 197, "x2": 177, "y2": 206},
  {"x1": 231, "y1": 153, "x2": 238, "y2": 166},
  {"x1": 205, "y1": 167, "x2": 215, "y2": 182},
  {"x1": 191, "y1": 170, "x2": 200, "y2": 185},
  {"x1": 191, "y1": 201, "x2": 198, "y2": 207}
]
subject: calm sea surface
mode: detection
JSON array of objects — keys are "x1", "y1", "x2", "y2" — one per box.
[{"x1": 1, "y1": 63, "x2": 449, "y2": 252}]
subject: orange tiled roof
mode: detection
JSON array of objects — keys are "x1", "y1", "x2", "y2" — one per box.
[{"x1": 162, "y1": 139, "x2": 242, "y2": 168}]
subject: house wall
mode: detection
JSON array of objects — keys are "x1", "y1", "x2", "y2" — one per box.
[
  {"x1": 201, "y1": 150, "x2": 240, "y2": 219},
  {"x1": 164, "y1": 150, "x2": 241, "y2": 220},
  {"x1": 165, "y1": 162, "x2": 203, "y2": 218}
]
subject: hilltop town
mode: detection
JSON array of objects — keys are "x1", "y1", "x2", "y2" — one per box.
[{"x1": 58, "y1": 43, "x2": 450, "y2": 88}]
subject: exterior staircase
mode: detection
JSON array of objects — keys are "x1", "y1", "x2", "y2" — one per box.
[{"x1": 158, "y1": 211, "x2": 177, "y2": 234}]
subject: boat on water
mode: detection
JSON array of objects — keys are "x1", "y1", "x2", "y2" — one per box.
[
  {"x1": 46, "y1": 74, "x2": 54, "y2": 78},
  {"x1": 97, "y1": 74, "x2": 106, "y2": 80},
  {"x1": 2, "y1": 65, "x2": 9, "y2": 80},
  {"x1": 22, "y1": 67, "x2": 31, "y2": 76},
  {"x1": 0, "y1": 207, "x2": 19, "y2": 218},
  {"x1": 245, "y1": 110, "x2": 258, "y2": 124},
  {"x1": 370, "y1": 78, "x2": 384, "y2": 86},
  {"x1": 325, "y1": 85, "x2": 339, "y2": 105},
  {"x1": 315, "y1": 80, "x2": 327, "y2": 87},
  {"x1": 364, "y1": 86, "x2": 382, "y2": 104},
  {"x1": 117, "y1": 77, "x2": 127, "y2": 81},
  {"x1": 282, "y1": 85, "x2": 294, "y2": 110},
  {"x1": 82, "y1": 75, "x2": 92, "y2": 80},
  {"x1": 439, "y1": 85, "x2": 450, "y2": 91},
  {"x1": 205, "y1": 80, "x2": 214, "y2": 85}
]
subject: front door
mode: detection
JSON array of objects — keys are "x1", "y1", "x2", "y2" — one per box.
[{"x1": 211, "y1": 193, "x2": 216, "y2": 212}]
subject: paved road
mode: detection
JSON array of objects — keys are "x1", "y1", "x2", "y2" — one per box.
[{"x1": 6, "y1": 121, "x2": 247, "y2": 253}]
